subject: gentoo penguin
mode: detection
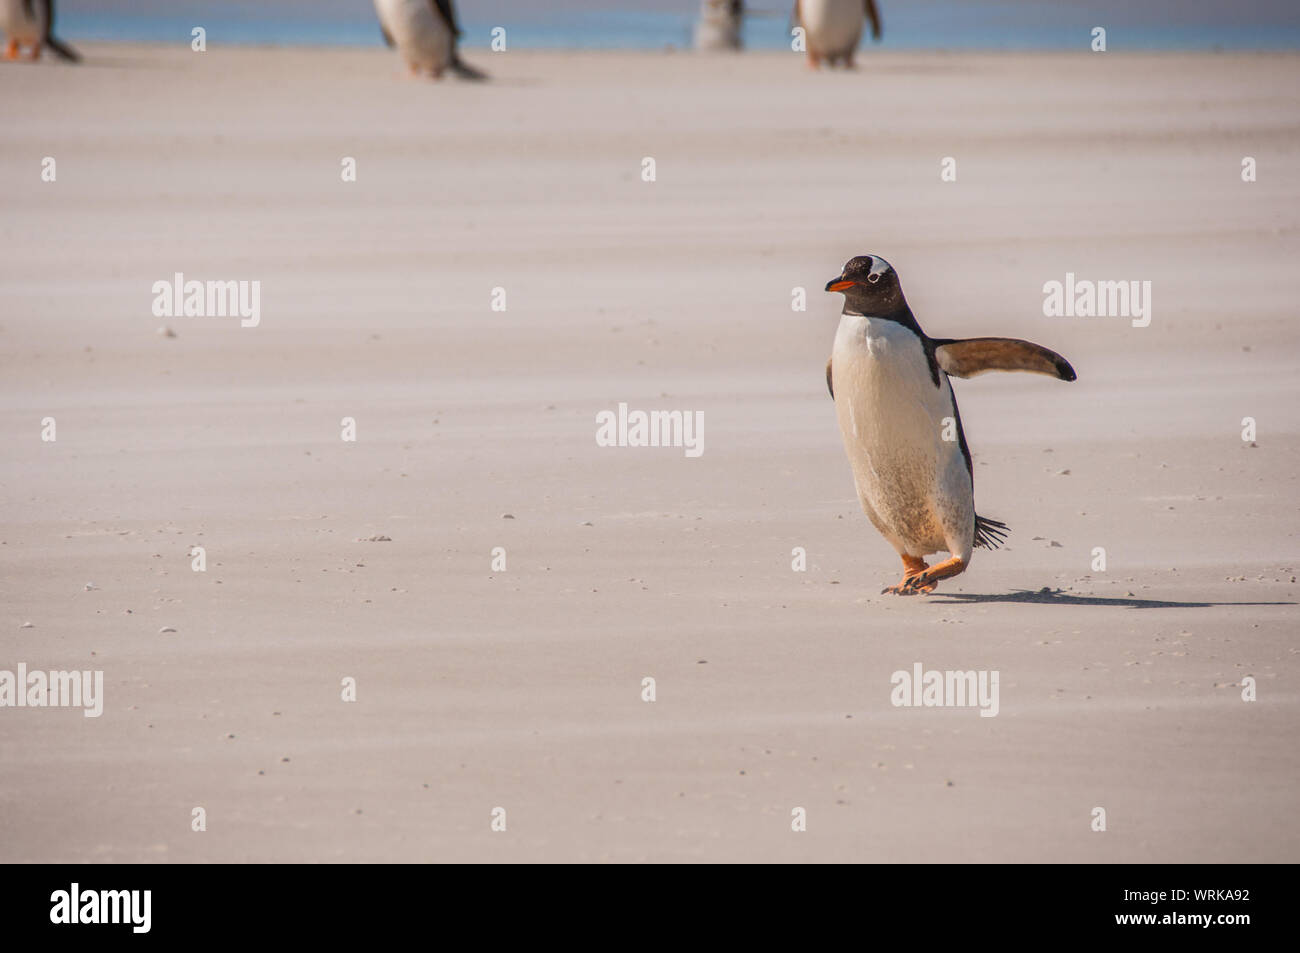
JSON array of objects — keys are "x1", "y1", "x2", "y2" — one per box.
[
  {"x1": 373, "y1": 0, "x2": 486, "y2": 80},
  {"x1": 824, "y1": 255, "x2": 1075, "y2": 594},
  {"x1": 2, "y1": 0, "x2": 79, "y2": 62},
  {"x1": 793, "y1": 0, "x2": 881, "y2": 68},
  {"x1": 695, "y1": 0, "x2": 744, "y2": 52}
]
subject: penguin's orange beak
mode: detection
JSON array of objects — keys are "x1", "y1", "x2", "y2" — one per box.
[{"x1": 826, "y1": 278, "x2": 855, "y2": 292}]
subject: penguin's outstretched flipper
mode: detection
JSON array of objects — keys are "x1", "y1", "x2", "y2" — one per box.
[
  {"x1": 933, "y1": 337, "x2": 1076, "y2": 382},
  {"x1": 864, "y1": 0, "x2": 882, "y2": 41},
  {"x1": 35, "y1": 0, "x2": 80, "y2": 62},
  {"x1": 44, "y1": 35, "x2": 79, "y2": 62},
  {"x1": 449, "y1": 54, "x2": 488, "y2": 80},
  {"x1": 431, "y1": 0, "x2": 488, "y2": 80}
]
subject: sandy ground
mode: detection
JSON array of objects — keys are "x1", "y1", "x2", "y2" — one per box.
[{"x1": 0, "y1": 45, "x2": 1297, "y2": 863}]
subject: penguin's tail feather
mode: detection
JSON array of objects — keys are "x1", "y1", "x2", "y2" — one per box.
[
  {"x1": 45, "y1": 35, "x2": 81, "y2": 62},
  {"x1": 974, "y1": 515, "x2": 1008, "y2": 550},
  {"x1": 450, "y1": 54, "x2": 488, "y2": 81}
]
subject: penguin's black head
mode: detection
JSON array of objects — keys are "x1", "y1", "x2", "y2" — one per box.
[{"x1": 825, "y1": 255, "x2": 906, "y2": 316}]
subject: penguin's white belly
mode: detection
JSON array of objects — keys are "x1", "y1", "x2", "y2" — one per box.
[
  {"x1": 800, "y1": 0, "x2": 863, "y2": 56},
  {"x1": 2, "y1": 0, "x2": 46, "y2": 45},
  {"x1": 374, "y1": 0, "x2": 453, "y2": 74},
  {"x1": 832, "y1": 316, "x2": 973, "y2": 557}
]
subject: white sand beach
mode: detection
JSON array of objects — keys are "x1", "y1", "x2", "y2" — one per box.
[{"x1": 0, "y1": 45, "x2": 1297, "y2": 862}]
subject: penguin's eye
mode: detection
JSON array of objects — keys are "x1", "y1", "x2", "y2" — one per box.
[{"x1": 867, "y1": 273, "x2": 881, "y2": 284}]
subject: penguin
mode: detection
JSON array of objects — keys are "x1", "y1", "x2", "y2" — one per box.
[
  {"x1": 695, "y1": 0, "x2": 745, "y2": 52},
  {"x1": 793, "y1": 0, "x2": 881, "y2": 69},
  {"x1": 823, "y1": 255, "x2": 1076, "y2": 595},
  {"x1": 2, "y1": 0, "x2": 79, "y2": 62},
  {"x1": 373, "y1": 0, "x2": 486, "y2": 80}
]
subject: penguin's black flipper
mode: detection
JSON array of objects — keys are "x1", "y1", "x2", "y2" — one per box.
[
  {"x1": 431, "y1": 0, "x2": 463, "y2": 37},
  {"x1": 450, "y1": 54, "x2": 488, "y2": 80},
  {"x1": 974, "y1": 515, "x2": 1008, "y2": 550},
  {"x1": 44, "y1": 35, "x2": 80, "y2": 62},
  {"x1": 40, "y1": 0, "x2": 80, "y2": 62},
  {"x1": 933, "y1": 337, "x2": 1076, "y2": 382},
  {"x1": 864, "y1": 0, "x2": 882, "y2": 41},
  {"x1": 825, "y1": 358, "x2": 834, "y2": 399},
  {"x1": 380, "y1": 25, "x2": 395, "y2": 48}
]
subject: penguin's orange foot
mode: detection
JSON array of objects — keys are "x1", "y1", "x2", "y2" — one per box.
[
  {"x1": 27, "y1": 43, "x2": 42, "y2": 61},
  {"x1": 899, "y1": 555, "x2": 968, "y2": 594},
  {"x1": 894, "y1": 577, "x2": 937, "y2": 595},
  {"x1": 882, "y1": 555, "x2": 931, "y2": 596},
  {"x1": 4, "y1": 40, "x2": 20, "y2": 60},
  {"x1": 882, "y1": 581, "x2": 933, "y2": 596}
]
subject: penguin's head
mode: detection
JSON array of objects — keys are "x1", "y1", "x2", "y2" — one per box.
[{"x1": 825, "y1": 255, "x2": 905, "y2": 315}]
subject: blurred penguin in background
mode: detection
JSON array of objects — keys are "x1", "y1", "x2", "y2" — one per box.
[
  {"x1": 374, "y1": 0, "x2": 487, "y2": 80},
  {"x1": 794, "y1": 0, "x2": 881, "y2": 68},
  {"x1": 2, "y1": 0, "x2": 80, "y2": 62},
  {"x1": 695, "y1": 0, "x2": 745, "y2": 51}
]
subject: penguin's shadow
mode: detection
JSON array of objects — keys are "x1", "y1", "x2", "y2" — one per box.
[{"x1": 927, "y1": 588, "x2": 1296, "y2": 610}]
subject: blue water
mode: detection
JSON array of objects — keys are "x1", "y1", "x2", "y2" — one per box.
[{"x1": 56, "y1": 1, "x2": 1300, "y2": 51}]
